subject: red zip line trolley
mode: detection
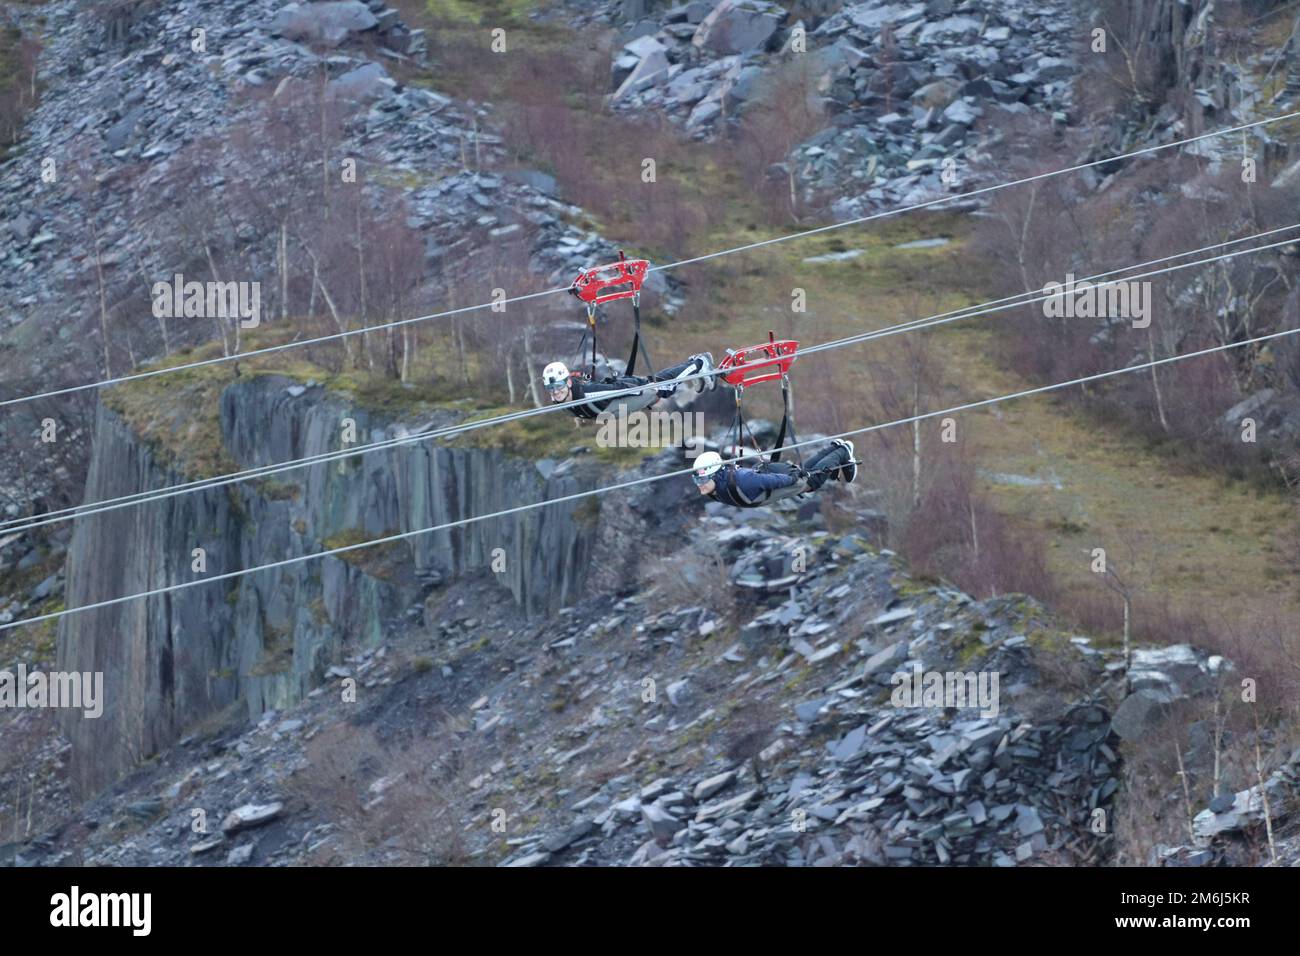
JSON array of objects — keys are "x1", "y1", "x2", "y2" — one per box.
[
  {"x1": 568, "y1": 251, "x2": 653, "y2": 380},
  {"x1": 717, "y1": 332, "x2": 802, "y2": 466}
]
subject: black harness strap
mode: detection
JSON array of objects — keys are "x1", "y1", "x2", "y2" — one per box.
[
  {"x1": 574, "y1": 299, "x2": 651, "y2": 380},
  {"x1": 729, "y1": 389, "x2": 764, "y2": 464},
  {"x1": 625, "y1": 296, "x2": 654, "y2": 378},
  {"x1": 771, "y1": 385, "x2": 789, "y2": 462},
  {"x1": 568, "y1": 376, "x2": 601, "y2": 420},
  {"x1": 573, "y1": 318, "x2": 597, "y2": 381},
  {"x1": 717, "y1": 468, "x2": 767, "y2": 508},
  {"x1": 770, "y1": 375, "x2": 803, "y2": 466},
  {"x1": 568, "y1": 284, "x2": 598, "y2": 380}
]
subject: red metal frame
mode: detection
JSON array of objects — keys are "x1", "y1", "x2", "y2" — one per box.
[
  {"x1": 571, "y1": 252, "x2": 650, "y2": 307},
  {"x1": 718, "y1": 332, "x2": 798, "y2": 388}
]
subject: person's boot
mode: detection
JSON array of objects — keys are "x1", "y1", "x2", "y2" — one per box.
[
  {"x1": 832, "y1": 439, "x2": 857, "y2": 483},
  {"x1": 688, "y1": 352, "x2": 716, "y2": 392}
]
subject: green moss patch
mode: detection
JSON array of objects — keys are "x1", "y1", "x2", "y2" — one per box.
[{"x1": 322, "y1": 527, "x2": 408, "y2": 580}]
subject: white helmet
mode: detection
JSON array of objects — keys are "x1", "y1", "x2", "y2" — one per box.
[
  {"x1": 542, "y1": 361, "x2": 571, "y2": 394},
  {"x1": 692, "y1": 451, "x2": 724, "y2": 485}
]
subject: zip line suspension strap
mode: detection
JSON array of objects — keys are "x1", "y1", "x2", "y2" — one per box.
[
  {"x1": 586, "y1": 303, "x2": 598, "y2": 379},
  {"x1": 627, "y1": 292, "x2": 653, "y2": 378},
  {"x1": 771, "y1": 374, "x2": 803, "y2": 466},
  {"x1": 728, "y1": 385, "x2": 763, "y2": 463},
  {"x1": 573, "y1": 313, "x2": 598, "y2": 381}
]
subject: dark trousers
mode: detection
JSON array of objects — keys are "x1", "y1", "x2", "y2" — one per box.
[
  {"x1": 599, "y1": 360, "x2": 691, "y2": 392},
  {"x1": 651, "y1": 359, "x2": 694, "y2": 383},
  {"x1": 803, "y1": 444, "x2": 851, "y2": 492}
]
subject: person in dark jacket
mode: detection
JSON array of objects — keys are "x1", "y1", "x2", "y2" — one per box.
[
  {"x1": 542, "y1": 354, "x2": 716, "y2": 421},
  {"x1": 691, "y1": 440, "x2": 857, "y2": 508}
]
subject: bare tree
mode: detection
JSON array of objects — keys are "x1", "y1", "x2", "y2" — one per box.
[
  {"x1": 67, "y1": 161, "x2": 116, "y2": 377},
  {"x1": 0, "y1": 23, "x2": 40, "y2": 150}
]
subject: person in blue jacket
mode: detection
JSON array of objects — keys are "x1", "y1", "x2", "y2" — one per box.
[{"x1": 690, "y1": 440, "x2": 857, "y2": 508}]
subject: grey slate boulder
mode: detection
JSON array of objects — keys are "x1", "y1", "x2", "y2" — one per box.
[
  {"x1": 862, "y1": 639, "x2": 909, "y2": 680},
  {"x1": 225, "y1": 843, "x2": 255, "y2": 865},
  {"x1": 614, "y1": 39, "x2": 671, "y2": 100},
  {"x1": 641, "y1": 803, "x2": 682, "y2": 847},
  {"x1": 270, "y1": 2, "x2": 379, "y2": 48},
  {"x1": 105, "y1": 106, "x2": 146, "y2": 151},
  {"x1": 693, "y1": 0, "x2": 785, "y2": 56},
  {"x1": 1109, "y1": 689, "x2": 1171, "y2": 743},
  {"x1": 220, "y1": 802, "x2": 283, "y2": 835},
  {"x1": 1128, "y1": 644, "x2": 1215, "y2": 698},
  {"x1": 694, "y1": 770, "x2": 737, "y2": 801},
  {"x1": 330, "y1": 63, "x2": 395, "y2": 103},
  {"x1": 543, "y1": 818, "x2": 595, "y2": 853}
]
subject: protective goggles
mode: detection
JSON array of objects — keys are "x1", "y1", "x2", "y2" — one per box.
[{"x1": 691, "y1": 468, "x2": 719, "y2": 486}]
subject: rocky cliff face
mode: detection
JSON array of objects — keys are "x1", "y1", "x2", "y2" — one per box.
[
  {"x1": 14, "y1": 464, "x2": 1298, "y2": 867},
  {"x1": 573, "y1": 0, "x2": 1079, "y2": 219},
  {"x1": 1094, "y1": 0, "x2": 1293, "y2": 142},
  {"x1": 57, "y1": 375, "x2": 601, "y2": 796}
]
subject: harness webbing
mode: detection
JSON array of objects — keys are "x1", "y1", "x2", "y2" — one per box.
[
  {"x1": 625, "y1": 296, "x2": 654, "y2": 378},
  {"x1": 575, "y1": 297, "x2": 653, "y2": 381},
  {"x1": 770, "y1": 376, "x2": 803, "y2": 466},
  {"x1": 729, "y1": 389, "x2": 763, "y2": 465},
  {"x1": 729, "y1": 374, "x2": 801, "y2": 467}
]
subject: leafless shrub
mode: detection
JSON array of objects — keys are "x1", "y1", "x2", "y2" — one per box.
[
  {"x1": 290, "y1": 719, "x2": 477, "y2": 866},
  {"x1": 423, "y1": 21, "x2": 734, "y2": 247},
  {"x1": 1111, "y1": 729, "x2": 1195, "y2": 865},
  {"x1": 852, "y1": 336, "x2": 1059, "y2": 600},
  {"x1": 641, "y1": 549, "x2": 737, "y2": 626},
  {"x1": 969, "y1": 109, "x2": 1300, "y2": 484},
  {"x1": 438, "y1": 236, "x2": 565, "y2": 404},
  {"x1": 724, "y1": 699, "x2": 779, "y2": 783},
  {"x1": 1074, "y1": 0, "x2": 1180, "y2": 124},
  {"x1": 94, "y1": 0, "x2": 162, "y2": 49},
  {"x1": 1202, "y1": 603, "x2": 1300, "y2": 731},
  {"x1": 732, "y1": 56, "x2": 829, "y2": 223},
  {"x1": 0, "y1": 390, "x2": 96, "y2": 517},
  {"x1": 0, "y1": 22, "x2": 39, "y2": 151}
]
